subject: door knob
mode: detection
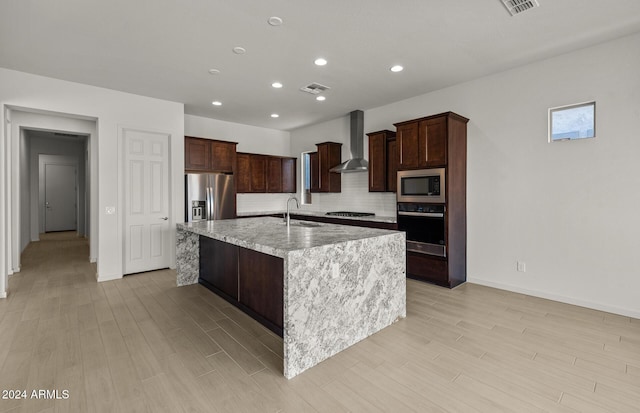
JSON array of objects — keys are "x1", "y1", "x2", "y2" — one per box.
[{"x1": 160, "y1": 217, "x2": 169, "y2": 220}]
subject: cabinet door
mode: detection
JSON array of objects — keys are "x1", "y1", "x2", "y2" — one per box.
[
  {"x1": 250, "y1": 155, "x2": 267, "y2": 193},
  {"x1": 316, "y1": 142, "x2": 341, "y2": 192},
  {"x1": 266, "y1": 157, "x2": 282, "y2": 193},
  {"x1": 238, "y1": 247, "x2": 284, "y2": 329},
  {"x1": 387, "y1": 138, "x2": 398, "y2": 192},
  {"x1": 236, "y1": 153, "x2": 251, "y2": 193},
  {"x1": 199, "y1": 237, "x2": 239, "y2": 300},
  {"x1": 210, "y1": 141, "x2": 236, "y2": 173},
  {"x1": 419, "y1": 117, "x2": 447, "y2": 167},
  {"x1": 185, "y1": 137, "x2": 210, "y2": 171},
  {"x1": 368, "y1": 132, "x2": 387, "y2": 192},
  {"x1": 397, "y1": 123, "x2": 419, "y2": 169},
  {"x1": 309, "y1": 152, "x2": 319, "y2": 192},
  {"x1": 282, "y1": 158, "x2": 296, "y2": 193}
]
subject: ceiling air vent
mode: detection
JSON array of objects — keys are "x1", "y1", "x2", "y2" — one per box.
[
  {"x1": 501, "y1": 0, "x2": 539, "y2": 16},
  {"x1": 300, "y1": 82, "x2": 330, "y2": 95}
]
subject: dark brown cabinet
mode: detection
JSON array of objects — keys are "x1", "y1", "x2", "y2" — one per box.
[
  {"x1": 238, "y1": 247, "x2": 283, "y2": 331},
  {"x1": 367, "y1": 130, "x2": 397, "y2": 192},
  {"x1": 210, "y1": 140, "x2": 237, "y2": 173},
  {"x1": 309, "y1": 152, "x2": 319, "y2": 192},
  {"x1": 266, "y1": 157, "x2": 282, "y2": 193},
  {"x1": 395, "y1": 111, "x2": 469, "y2": 288},
  {"x1": 198, "y1": 237, "x2": 284, "y2": 336},
  {"x1": 310, "y1": 142, "x2": 342, "y2": 193},
  {"x1": 395, "y1": 115, "x2": 447, "y2": 170},
  {"x1": 185, "y1": 137, "x2": 211, "y2": 171},
  {"x1": 236, "y1": 152, "x2": 296, "y2": 194},
  {"x1": 185, "y1": 136, "x2": 237, "y2": 173},
  {"x1": 282, "y1": 158, "x2": 296, "y2": 193},
  {"x1": 250, "y1": 155, "x2": 267, "y2": 193},
  {"x1": 236, "y1": 153, "x2": 251, "y2": 193},
  {"x1": 199, "y1": 237, "x2": 239, "y2": 301}
]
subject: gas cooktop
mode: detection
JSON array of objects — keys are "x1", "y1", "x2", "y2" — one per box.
[{"x1": 325, "y1": 211, "x2": 375, "y2": 217}]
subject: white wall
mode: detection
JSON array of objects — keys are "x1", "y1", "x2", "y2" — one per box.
[
  {"x1": 185, "y1": 114, "x2": 294, "y2": 213},
  {"x1": 1, "y1": 68, "x2": 184, "y2": 287},
  {"x1": 291, "y1": 32, "x2": 640, "y2": 317}
]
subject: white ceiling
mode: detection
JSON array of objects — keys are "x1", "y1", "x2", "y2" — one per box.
[{"x1": 2, "y1": 0, "x2": 640, "y2": 131}]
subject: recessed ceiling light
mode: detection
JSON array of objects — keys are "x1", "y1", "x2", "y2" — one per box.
[
  {"x1": 211, "y1": 101, "x2": 222, "y2": 106},
  {"x1": 208, "y1": 69, "x2": 220, "y2": 75},
  {"x1": 268, "y1": 16, "x2": 283, "y2": 26},
  {"x1": 232, "y1": 46, "x2": 246, "y2": 54},
  {"x1": 272, "y1": 82, "x2": 283, "y2": 88},
  {"x1": 390, "y1": 65, "x2": 404, "y2": 72},
  {"x1": 271, "y1": 113, "x2": 279, "y2": 118},
  {"x1": 314, "y1": 58, "x2": 327, "y2": 66},
  {"x1": 316, "y1": 96, "x2": 326, "y2": 101}
]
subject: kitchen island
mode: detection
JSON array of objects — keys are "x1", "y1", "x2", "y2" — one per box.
[{"x1": 176, "y1": 217, "x2": 406, "y2": 379}]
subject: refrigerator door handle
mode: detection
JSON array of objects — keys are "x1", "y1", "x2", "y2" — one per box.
[
  {"x1": 206, "y1": 186, "x2": 212, "y2": 220},
  {"x1": 209, "y1": 186, "x2": 214, "y2": 220}
]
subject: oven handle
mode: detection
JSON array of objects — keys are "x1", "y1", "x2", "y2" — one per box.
[{"x1": 398, "y1": 211, "x2": 444, "y2": 218}]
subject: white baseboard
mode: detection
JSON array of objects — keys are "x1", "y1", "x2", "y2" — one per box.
[
  {"x1": 96, "y1": 272, "x2": 122, "y2": 282},
  {"x1": 0, "y1": 291, "x2": 6, "y2": 299},
  {"x1": 469, "y1": 277, "x2": 640, "y2": 320}
]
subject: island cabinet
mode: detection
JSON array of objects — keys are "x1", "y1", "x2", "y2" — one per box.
[
  {"x1": 238, "y1": 247, "x2": 283, "y2": 332},
  {"x1": 199, "y1": 237, "x2": 238, "y2": 301},
  {"x1": 394, "y1": 114, "x2": 450, "y2": 170},
  {"x1": 310, "y1": 141, "x2": 342, "y2": 193},
  {"x1": 236, "y1": 152, "x2": 297, "y2": 194},
  {"x1": 198, "y1": 236, "x2": 284, "y2": 335},
  {"x1": 185, "y1": 136, "x2": 237, "y2": 173},
  {"x1": 367, "y1": 130, "x2": 397, "y2": 192}
]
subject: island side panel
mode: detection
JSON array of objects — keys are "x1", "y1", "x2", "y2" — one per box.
[
  {"x1": 283, "y1": 232, "x2": 406, "y2": 379},
  {"x1": 176, "y1": 226, "x2": 200, "y2": 286}
]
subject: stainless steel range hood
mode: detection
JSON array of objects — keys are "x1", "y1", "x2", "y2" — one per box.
[{"x1": 330, "y1": 110, "x2": 368, "y2": 173}]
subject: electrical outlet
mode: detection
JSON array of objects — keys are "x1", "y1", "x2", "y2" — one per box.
[
  {"x1": 517, "y1": 261, "x2": 526, "y2": 272},
  {"x1": 105, "y1": 206, "x2": 116, "y2": 215}
]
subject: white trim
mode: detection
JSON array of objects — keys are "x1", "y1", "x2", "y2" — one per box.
[
  {"x1": 0, "y1": 291, "x2": 6, "y2": 298},
  {"x1": 469, "y1": 277, "x2": 640, "y2": 319},
  {"x1": 96, "y1": 271, "x2": 121, "y2": 282}
]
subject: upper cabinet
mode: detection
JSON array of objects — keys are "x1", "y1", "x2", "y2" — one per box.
[
  {"x1": 394, "y1": 114, "x2": 448, "y2": 170},
  {"x1": 367, "y1": 130, "x2": 397, "y2": 192},
  {"x1": 236, "y1": 152, "x2": 296, "y2": 194},
  {"x1": 185, "y1": 136, "x2": 237, "y2": 173},
  {"x1": 311, "y1": 142, "x2": 342, "y2": 193}
]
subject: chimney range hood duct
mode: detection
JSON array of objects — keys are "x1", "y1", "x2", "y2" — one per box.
[{"x1": 330, "y1": 110, "x2": 368, "y2": 173}]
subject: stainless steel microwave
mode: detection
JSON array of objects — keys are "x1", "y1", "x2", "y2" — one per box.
[{"x1": 396, "y1": 168, "x2": 445, "y2": 203}]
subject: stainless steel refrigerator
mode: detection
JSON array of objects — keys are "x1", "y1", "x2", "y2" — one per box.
[{"x1": 185, "y1": 173, "x2": 235, "y2": 222}]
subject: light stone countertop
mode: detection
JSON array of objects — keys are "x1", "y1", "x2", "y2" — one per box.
[
  {"x1": 235, "y1": 209, "x2": 397, "y2": 224},
  {"x1": 177, "y1": 216, "x2": 400, "y2": 258}
]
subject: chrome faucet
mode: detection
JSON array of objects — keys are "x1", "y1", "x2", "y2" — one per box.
[{"x1": 286, "y1": 195, "x2": 299, "y2": 227}]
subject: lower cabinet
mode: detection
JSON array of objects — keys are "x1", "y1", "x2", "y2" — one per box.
[
  {"x1": 199, "y1": 236, "x2": 284, "y2": 336},
  {"x1": 199, "y1": 237, "x2": 238, "y2": 300},
  {"x1": 238, "y1": 247, "x2": 283, "y2": 332},
  {"x1": 406, "y1": 252, "x2": 452, "y2": 287}
]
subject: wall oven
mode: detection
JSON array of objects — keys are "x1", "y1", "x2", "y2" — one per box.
[
  {"x1": 397, "y1": 203, "x2": 446, "y2": 257},
  {"x1": 396, "y1": 168, "x2": 445, "y2": 203}
]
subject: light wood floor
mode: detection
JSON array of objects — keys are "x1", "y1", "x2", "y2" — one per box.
[{"x1": 1, "y1": 233, "x2": 639, "y2": 412}]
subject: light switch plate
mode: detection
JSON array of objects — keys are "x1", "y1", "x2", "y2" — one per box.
[{"x1": 105, "y1": 206, "x2": 116, "y2": 215}]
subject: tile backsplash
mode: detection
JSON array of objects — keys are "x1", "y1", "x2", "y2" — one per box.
[{"x1": 237, "y1": 173, "x2": 397, "y2": 217}]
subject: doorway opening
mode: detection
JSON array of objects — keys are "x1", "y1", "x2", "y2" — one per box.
[{"x1": 4, "y1": 106, "x2": 98, "y2": 284}]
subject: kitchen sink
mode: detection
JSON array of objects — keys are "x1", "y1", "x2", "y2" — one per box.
[{"x1": 284, "y1": 221, "x2": 321, "y2": 228}]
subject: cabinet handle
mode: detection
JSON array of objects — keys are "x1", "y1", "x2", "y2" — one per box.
[{"x1": 399, "y1": 134, "x2": 403, "y2": 165}]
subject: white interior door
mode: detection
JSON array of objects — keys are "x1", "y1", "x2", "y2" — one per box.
[
  {"x1": 44, "y1": 164, "x2": 77, "y2": 232},
  {"x1": 123, "y1": 129, "x2": 170, "y2": 274}
]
